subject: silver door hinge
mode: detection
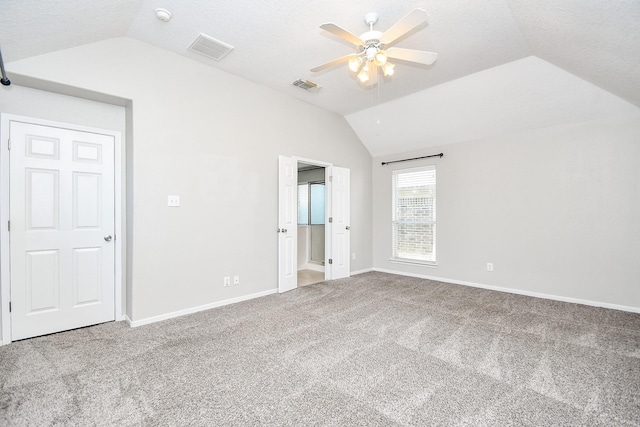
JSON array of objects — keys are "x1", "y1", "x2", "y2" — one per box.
[
  {"x1": 8, "y1": 302, "x2": 11, "y2": 312},
  {"x1": 328, "y1": 217, "x2": 333, "y2": 223},
  {"x1": 328, "y1": 259, "x2": 333, "y2": 264},
  {"x1": 329, "y1": 176, "x2": 333, "y2": 182},
  {"x1": 7, "y1": 221, "x2": 9, "y2": 231},
  {"x1": 7, "y1": 139, "x2": 10, "y2": 150}
]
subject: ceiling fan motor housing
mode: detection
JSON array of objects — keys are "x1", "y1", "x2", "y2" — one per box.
[
  {"x1": 361, "y1": 30, "x2": 383, "y2": 44},
  {"x1": 360, "y1": 30, "x2": 384, "y2": 59}
]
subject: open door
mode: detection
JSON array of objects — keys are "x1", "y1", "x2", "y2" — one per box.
[
  {"x1": 278, "y1": 156, "x2": 350, "y2": 290},
  {"x1": 278, "y1": 155, "x2": 297, "y2": 293},
  {"x1": 328, "y1": 166, "x2": 350, "y2": 280}
]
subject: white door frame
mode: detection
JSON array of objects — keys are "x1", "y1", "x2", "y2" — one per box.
[{"x1": 0, "y1": 114, "x2": 124, "y2": 345}]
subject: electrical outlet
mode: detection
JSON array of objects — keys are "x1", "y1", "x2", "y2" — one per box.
[
  {"x1": 233, "y1": 275, "x2": 239, "y2": 285},
  {"x1": 224, "y1": 276, "x2": 230, "y2": 287},
  {"x1": 487, "y1": 263, "x2": 494, "y2": 272},
  {"x1": 167, "y1": 195, "x2": 180, "y2": 207},
  {"x1": 352, "y1": 252, "x2": 356, "y2": 260}
]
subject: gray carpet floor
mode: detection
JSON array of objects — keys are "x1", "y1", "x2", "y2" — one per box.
[{"x1": 1, "y1": 272, "x2": 639, "y2": 426}]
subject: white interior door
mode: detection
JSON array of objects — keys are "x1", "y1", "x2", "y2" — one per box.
[
  {"x1": 330, "y1": 166, "x2": 350, "y2": 280},
  {"x1": 9, "y1": 120, "x2": 116, "y2": 340},
  {"x1": 278, "y1": 155, "x2": 297, "y2": 293}
]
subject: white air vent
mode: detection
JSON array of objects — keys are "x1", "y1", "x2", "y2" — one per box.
[
  {"x1": 188, "y1": 33, "x2": 234, "y2": 61},
  {"x1": 292, "y1": 79, "x2": 321, "y2": 92}
]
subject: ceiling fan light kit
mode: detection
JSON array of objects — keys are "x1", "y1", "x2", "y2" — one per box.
[
  {"x1": 382, "y1": 62, "x2": 395, "y2": 76},
  {"x1": 348, "y1": 56, "x2": 362, "y2": 72},
  {"x1": 357, "y1": 64, "x2": 370, "y2": 83},
  {"x1": 311, "y1": 9, "x2": 438, "y2": 86}
]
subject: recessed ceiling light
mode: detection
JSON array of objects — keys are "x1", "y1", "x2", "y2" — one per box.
[{"x1": 155, "y1": 8, "x2": 172, "y2": 22}]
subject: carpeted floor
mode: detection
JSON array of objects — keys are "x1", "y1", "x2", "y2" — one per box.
[{"x1": 1, "y1": 272, "x2": 639, "y2": 426}]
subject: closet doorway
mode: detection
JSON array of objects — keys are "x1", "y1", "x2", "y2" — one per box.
[{"x1": 297, "y1": 162, "x2": 326, "y2": 286}]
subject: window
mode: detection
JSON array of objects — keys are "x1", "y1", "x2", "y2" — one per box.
[
  {"x1": 392, "y1": 166, "x2": 436, "y2": 264},
  {"x1": 309, "y1": 183, "x2": 325, "y2": 225},
  {"x1": 297, "y1": 184, "x2": 309, "y2": 225},
  {"x1": 298, "y1": 182, "x2": 325, "y2": 225}
]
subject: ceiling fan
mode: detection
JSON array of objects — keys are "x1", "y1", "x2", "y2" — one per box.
[{"x1": 311, "y1": 9, "x2": 438, "y2": 84}]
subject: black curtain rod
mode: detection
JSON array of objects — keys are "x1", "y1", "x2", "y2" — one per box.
[
  {"x1": 0, "y1": 48, "x2": 11, "y2": 86},
  {"x1": 381, "y1": 153, "x2": 443, "y2": 166}
]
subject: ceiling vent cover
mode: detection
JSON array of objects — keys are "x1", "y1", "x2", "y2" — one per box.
[
  {"x1": 292, "y1": 79, "x2": 321, "y2": 92},
  {"x1": 188, "y1": 33, "x2": 234, "y2": 60}
]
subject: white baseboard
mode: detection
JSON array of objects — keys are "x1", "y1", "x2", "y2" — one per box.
[
  {"x1": 373, "y1": 268, "x2": 640, "y2": 314},
  {"x1": 351, "y1": 267, "x2": 374, "y2": 276},
  {"x1": 124, "y1": 315, "x2": 133, "y2": 327},
  {"x1": 127, "y1": 288, "x2": 278, "y2": 328}
]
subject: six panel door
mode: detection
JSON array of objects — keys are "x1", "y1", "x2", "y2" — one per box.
[{"x1": 9, "y1": 120, "x2": 115, "y2": 340}]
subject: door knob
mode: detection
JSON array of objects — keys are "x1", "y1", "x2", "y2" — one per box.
[
  {"x1": 281, "y1": 228, "x2": 287, "y2": 233},
  {"x1": 104, "y1": 235, "x2": 112, "y2": 242},
  {"x1": 345, "y1": 226, "x2": 350, "y2": 230}
]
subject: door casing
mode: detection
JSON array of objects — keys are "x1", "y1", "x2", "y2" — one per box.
[{"x1": 0, "y1": 114, "x2": 124, "y2": 345}]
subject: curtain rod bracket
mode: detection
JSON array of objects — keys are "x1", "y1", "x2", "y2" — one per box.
[
  {"x1": 381, "y1": 152, "x2": 443, "y2": 166},
  {"x1": 0, "y1": 48, "x2": 11, "y2": 86}
]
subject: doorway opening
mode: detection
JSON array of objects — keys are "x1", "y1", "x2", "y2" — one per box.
[
  {"x1": 297, "y1": 162, "x2": 326, "y2": 287},
  {"x1": 278, "y1": 154, "x2": 349, "y2": 293}
]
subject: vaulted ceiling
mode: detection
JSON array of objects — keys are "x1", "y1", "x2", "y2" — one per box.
[{"x1": 2, "y1": 0, "x2": 639, "y2": 156}]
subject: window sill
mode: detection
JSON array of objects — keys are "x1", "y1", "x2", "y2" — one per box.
[{"x1": 390, "y1": 258, "x2": 438, "y2": 267}]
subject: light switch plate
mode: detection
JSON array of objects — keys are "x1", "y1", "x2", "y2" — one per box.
[{"x1": 168, "y1": 195, "x2": 180, "y2": 207}]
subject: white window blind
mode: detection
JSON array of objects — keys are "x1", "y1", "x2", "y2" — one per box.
[{"x1": 392, "y1": 166, "x2": 436, "y2": 264}]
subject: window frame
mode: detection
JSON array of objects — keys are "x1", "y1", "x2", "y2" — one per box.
[
  {"x1": 297, "y1": 180, "x2": 326, "y2": 226},
  {"x1": 297, "y1": 183, "x2": 309, "y2": 225},
  {"x1": 390, "y1": 165, "x2": 437, "y2": 266}
]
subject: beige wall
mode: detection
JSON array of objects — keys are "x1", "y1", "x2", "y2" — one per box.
[
  {"x1": 6, "y1": 38, "x2": 373, "y2": 323},
  {"x1": 372, "y1": 113, "x2": 640, "y2": 309}
]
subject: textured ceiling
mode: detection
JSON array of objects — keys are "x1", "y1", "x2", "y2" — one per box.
[
  {"x1": 347, "y1": 56, "x2": 639, "y2": 157},
  {"x1": 2, "y1": 0, "x2": 639, "y2": 155}
]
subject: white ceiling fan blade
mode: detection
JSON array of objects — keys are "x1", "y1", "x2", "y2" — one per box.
[
  {"x1": 311, "y1": 53, "x2": 359, "y2": 72},
  {"x1": 320, "y1": 23, "x2": 364, "y2": 46},
  {"x1": 381, "y1": 8, "x2": 429, "y2": 46},
  {"x1": 386, "y1": 47, "x2": 438, "y2": 65}
]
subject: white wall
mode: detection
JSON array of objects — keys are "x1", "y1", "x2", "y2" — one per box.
[
  {"x1": 0, "y1": 85, "x2": 125, "y2": 131},
  {"x1": 0, "y1": 84, "x2": 127, "y2": 340},
  {"x1": 7, "y1": 38, "x2": 373, "y2": 323},
  {"x1": 373, "y1": 113, "x2": 640, "y2": 310},
  {"x1": 297, "y1": 226, "x2": 309, "y2": 269}
]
